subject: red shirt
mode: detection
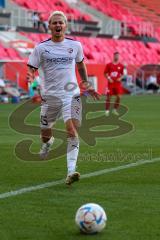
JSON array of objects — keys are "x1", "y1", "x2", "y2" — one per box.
[{"x1": 104, "y1": 62, "x2": 124, "y2": 82}]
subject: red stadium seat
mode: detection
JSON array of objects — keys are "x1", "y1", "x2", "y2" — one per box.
[
  {"x1": 12, "y1": 0, "x2": 92, "y2": 22},
  {"x1": 81, "y1": 0, "x2": 160, "y2": 37},
  {"x1": 0, "y1": 43, "x2": 22, "y2": 60},
  {"x1": 5, "y1": 48, "x2": 22, "y2": 60},
  {"x1": 20, "y1": 32, "x2": 160, "y2": 67}
]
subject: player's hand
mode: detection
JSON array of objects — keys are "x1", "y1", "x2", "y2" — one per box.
[
  {"x1": 117, "y1": 78, "x2": 121, "y2": 82},
  {"x1": 87, "y1": 87, "x2": 100, "y2": 100},
  {"x1": 81, "y1": 82, "x2": 100, "y2": 100},
  {"x1": 26, "y1": 71, "x2": 34, "y2": 83},
  {"x1": 109, "y1": 79, "x2": 113, "y2": 83},
  {"x1": 108, "y1": 77, "x2": 113, "y2": 83}
]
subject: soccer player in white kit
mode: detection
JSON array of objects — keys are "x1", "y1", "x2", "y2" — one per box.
[{"x1": 27, "y1": 11, "x2": 99, "y2": 185}]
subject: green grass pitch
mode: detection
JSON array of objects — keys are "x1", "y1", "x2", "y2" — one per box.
[{"x1": 0, "y1": 95, "x2": 160, "y2": 240}]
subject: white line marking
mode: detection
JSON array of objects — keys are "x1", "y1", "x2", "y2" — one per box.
[{"x1": 0, "y1": 157, "x2": 159, "y2": 200}]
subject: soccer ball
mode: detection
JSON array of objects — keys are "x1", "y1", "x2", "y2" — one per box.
[{"x1": 75, "y1": 203, "x2": 107, "y2": 234}]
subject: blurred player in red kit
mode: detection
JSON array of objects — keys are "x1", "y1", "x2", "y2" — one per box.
[{"x1": 104, "y1": 52, "x2": 124, "y2": 116}]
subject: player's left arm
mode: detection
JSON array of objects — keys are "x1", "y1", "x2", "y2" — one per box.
[
  {"x1": 76, "y1": 61, "x2": 100, "y2": 100},
  {"x1": 117, "y1": 65, "x2": 125, "y2": 81}
]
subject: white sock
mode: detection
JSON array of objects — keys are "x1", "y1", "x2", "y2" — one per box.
[
  {"x1": 47, "y1": 136, "x2": 54, "y2": 145},
  {"x1": 67, "y1": 137, "x2": 79, "y2": 175}
]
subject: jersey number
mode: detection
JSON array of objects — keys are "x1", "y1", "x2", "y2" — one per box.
[{"x1": 41, "y1": 115, "x2": 48, "y2": 126}]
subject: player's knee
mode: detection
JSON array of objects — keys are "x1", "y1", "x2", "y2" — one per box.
[
  {"x1": 67, "y1": 128, "x2": 77, "y2": 138},
  {"x1": 66, "y1": 125, "x2": 77, "y2": 138}
]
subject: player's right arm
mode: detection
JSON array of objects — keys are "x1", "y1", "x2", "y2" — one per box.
[
  {"x1": 105, "y1": 73, "x2": 113, "y2": 83},
  {"x1": 27, "y1": 46, "x2": 41, "y2": 83},
  {"x1": 26, "y1": 66, "x2": 36, "y2": 83},
  {"x1": 104, "y1": 63, "x2": 113, "y2": 83}
]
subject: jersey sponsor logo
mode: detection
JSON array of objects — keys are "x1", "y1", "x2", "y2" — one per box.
[
  {"x1": 46, "y1": 57, "x2": 73, "y2": 64},
  {"x1": 110, "y1": 71, "x2": 118, "y2": 77}
]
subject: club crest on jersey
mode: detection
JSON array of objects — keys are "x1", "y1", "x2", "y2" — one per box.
[{"x1": 67, "y1": 48, "x2": 73, "y2": 53}]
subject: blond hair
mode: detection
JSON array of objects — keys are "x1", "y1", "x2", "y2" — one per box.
[{"x1": 48, "y1": 11, "x2": 68, "y2": 24}]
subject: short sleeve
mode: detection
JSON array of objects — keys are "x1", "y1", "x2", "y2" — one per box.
[
  {"x1": 76, "y1": 42, "x2": 84, "y2": 63},
  {"x1": 104, "y1": 63, "x2": 109, "y2": 74},
  {"x1": 27, "y1": 47, "x2": 41, "y2": 69},
  {"x1": 121, "y1": 64, "x2": 124, "y2": 75}
]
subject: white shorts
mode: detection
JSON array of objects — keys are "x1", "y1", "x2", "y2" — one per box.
[{"x1": 40, "y1": 95, "x2": 82, "y2": 128}]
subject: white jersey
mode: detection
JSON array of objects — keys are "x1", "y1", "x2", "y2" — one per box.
[{"x1": 28, "y1": 38, "x2": 84, "y2": 98}]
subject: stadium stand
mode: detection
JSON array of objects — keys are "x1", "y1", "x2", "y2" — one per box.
[
  {"x1": 0, "y1": 9, "x2": 11, "y2": 28},
  {"x1": 0, "y1": 42, "x2": 22, "y2": 60},
  {"x1": 12, "y1": 0, "x2": 92, "y2": 21},
  {"x1": 20, "y1": 32, "x2": 160, "y2": 66},
  {"x1": 81, "y1": 0, "x2": 158, "y2": 36},
  {"x1": 111, "y1": 0, "x2": 160, "y2": 27},
  {"x1": 155, "y1": 27, "x2": 160, "y2": 41},
  {"x1": 81, "y1": 0, "x2": 143, "y2": 34}
]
